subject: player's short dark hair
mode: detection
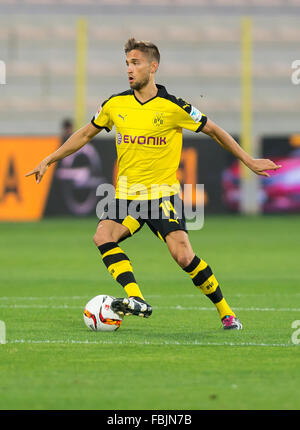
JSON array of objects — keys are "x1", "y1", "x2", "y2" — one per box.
[{"x1": 124, "y1": 37, "x2": 160, "y2": 64}]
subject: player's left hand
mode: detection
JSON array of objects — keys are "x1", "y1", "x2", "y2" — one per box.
[
  {"x1": 246, "y1": 158, "x2": 282, "y2": 177},
  {"x1": 25, "y1": 159, "x2": 49, "y2": 183}
]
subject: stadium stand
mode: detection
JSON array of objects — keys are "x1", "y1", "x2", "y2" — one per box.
[{"x1": 0, "y1": 3, "x2": 299, "y2": 135}]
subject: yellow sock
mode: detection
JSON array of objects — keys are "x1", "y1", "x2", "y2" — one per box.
[
  {"x1": 124, "y1": 283, "x2": 145, "y2": 300},
  {"x1": 184, "y1": 255, "x2": 235, "y2": 320},
  {"x1": 215, "y1": 298, "x2": 236, "y2": 320},
  {"x1": 98, "y1": 242, "x2": 145, "y2": 301}
]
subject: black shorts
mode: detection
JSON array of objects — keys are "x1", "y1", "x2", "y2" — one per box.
[{"x1": 99, "y1": 194, "x2": 187, "y2": 242}]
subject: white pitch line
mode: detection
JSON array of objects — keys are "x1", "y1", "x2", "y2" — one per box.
[
  {"x1": 0, "y1": 304, "x2": 80, "y2": 309},
  {"x1": 0, "y1": 293, "x2": 299, "y2": 301},
  {"x1": 0, "y1": 304, "x2": 299, "y2": 312},
  {"x1": 4, "y1": 339, "x2": 296, "y2": 347},
  {"x1": 0, "y1": 295, "x2": 164, "y2": 301},
  {"x1": 160, "y1": 306, "x2": 300, "y2": 312},
  {"x1": 0, "y1": 296, "x2": 92, "y2": 301}
]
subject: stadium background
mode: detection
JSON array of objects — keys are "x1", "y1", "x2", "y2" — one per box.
[
  {"x1": 1, "y1": 0, "x2": 300, "y2": 413},
  {"x1": 1, "y1": 0, "x2": 300, "y2": 219}
]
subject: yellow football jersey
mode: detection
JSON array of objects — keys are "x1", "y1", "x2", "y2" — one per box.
[{"x1": 91, "y1": 84, "x2": 207, "y2": 200}]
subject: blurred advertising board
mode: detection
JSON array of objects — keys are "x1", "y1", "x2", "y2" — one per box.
[
  {"x1": 0, "y1": 136, "x2": 60, "y2": 221},
  {"x1": 1, "y1": 134, "x2": 299, "y2": 221},
  {"x1": 222, "y1": 135, "x2": 300, "y2": 213}
]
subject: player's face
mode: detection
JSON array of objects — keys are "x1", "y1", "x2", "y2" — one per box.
[{"x1": 126, "y1": 49, "x2": 155, "y2": 90}]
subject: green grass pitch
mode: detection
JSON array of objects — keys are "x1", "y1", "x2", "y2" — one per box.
[{"x1": 0, "y1": 215, "x2": 299, "y2": 410}]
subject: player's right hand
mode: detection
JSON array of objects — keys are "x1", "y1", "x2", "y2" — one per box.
[
  {"x1": 247, "y1": 158, "x2": 282, "y2": 178},
  {"x1": 25, "y1": 160, "x2": 49, "y2": 184}
]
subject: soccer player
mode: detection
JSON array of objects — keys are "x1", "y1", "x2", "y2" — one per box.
[{"x1": 26, "y1": 38, "x2": 281, "y2": 329}]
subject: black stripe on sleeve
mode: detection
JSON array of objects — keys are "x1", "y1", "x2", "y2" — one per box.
[
  {"x1": 195, "y1": 115, "x2": 208, "y2": 133},
  {"x1": 91, "y1": 119, "x2": 111, "y2": 133}
]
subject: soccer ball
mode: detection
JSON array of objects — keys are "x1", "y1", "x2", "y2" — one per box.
[{"x1": 83, "y1": 295, "x2": 123, "y2": 332}]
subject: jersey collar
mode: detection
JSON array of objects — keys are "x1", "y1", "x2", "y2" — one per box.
[{"x1": 132, "y1": 84, "x2": 167, "y2": 105}]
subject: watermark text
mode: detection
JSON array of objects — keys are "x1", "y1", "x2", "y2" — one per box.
[
  {"x1": 0, "y1": 321, "x2": 6, "y2": 344},
  {"x1": 291, "y1": 60, "x2": 300, "y2": 85},
  {"x1": 291, "y1": 320, "x2": 300, "y2": 345},
  {"x1": 95, "y1": 179, "x2": 205, "y2": 231},
  {"x1": 0, "y1": 61, "x2": 6, "y2": 84}
]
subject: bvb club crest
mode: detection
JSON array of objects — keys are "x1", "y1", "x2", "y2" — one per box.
[{"x1": 152, "y1": 112, "x2": 164, "y2": 127}]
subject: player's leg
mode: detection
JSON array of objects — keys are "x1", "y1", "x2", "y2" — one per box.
[
  {"x1": 94, "y1": 210, "x2": 152, "y2": 317},
  {"x1": 94, "y1": 219, "x2": 142, "y2": 296},
  {"x1": 146, "y1": 195, "x2": 241, "y2": 328},
  {"x1": 165, "y1": 230, "x2": 242, "y2": 329}
]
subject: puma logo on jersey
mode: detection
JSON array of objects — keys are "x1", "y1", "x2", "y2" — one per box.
[
  {"x1": 168, "y1": 217, "x2": 179, "y2": 224},
  {"x1": 118, "y1": 114, "x2": 127, "y2": 121}
]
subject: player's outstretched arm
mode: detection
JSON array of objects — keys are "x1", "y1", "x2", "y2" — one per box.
[
  {"x1": 25, "y1": 122, "x2": 101, "y2": 183},
  {"x1": 201, "y1": 118, "x2": 281, "y2": 177}
]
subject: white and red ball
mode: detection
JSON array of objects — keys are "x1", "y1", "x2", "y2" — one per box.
[{"x1": 83, "y1": 295, "x2": 123, "y2": 332}]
